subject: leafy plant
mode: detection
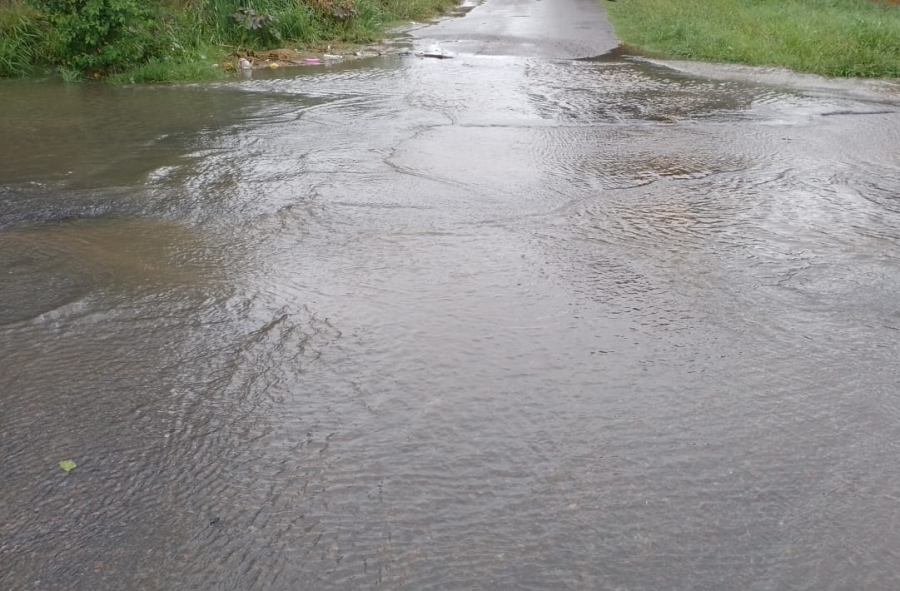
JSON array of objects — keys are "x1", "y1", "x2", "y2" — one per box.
[
  {"x1": 232, "y1": 7, "x2": 275, "y2": 31},
  {"x1": 310, "y1": 0, "x2": 358, "y2": 21},
  {"x1": 33, "y1": 0, "x2": 165, "y2": 74},
  {"x1": 231, "y1": 5, "x2": 281, "y2": 43}
]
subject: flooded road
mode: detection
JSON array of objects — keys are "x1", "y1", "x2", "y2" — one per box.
[{"x1": 3, "y1": 1, "x2": 900, "y2": 589}]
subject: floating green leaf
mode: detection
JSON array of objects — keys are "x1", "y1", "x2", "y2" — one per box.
[{"x1": 58, "y1": 460, "x2": 77, "y2": 473}]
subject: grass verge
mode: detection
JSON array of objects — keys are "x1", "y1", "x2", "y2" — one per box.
[
  {"x1": 0, "y1": 0, "x2": 458, "y2": 83},
  {"x1": 604, "y1": 0, "x2": 900, "y2": 77}
]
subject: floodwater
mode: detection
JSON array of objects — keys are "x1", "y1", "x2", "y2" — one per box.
[{"x1": 3, "y1": 38, "x2": 900, "y2": 591}]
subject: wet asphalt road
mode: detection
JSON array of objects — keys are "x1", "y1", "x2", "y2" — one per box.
[{"x1": 412, "y1": 0, "x2": 618, "y2": 57}]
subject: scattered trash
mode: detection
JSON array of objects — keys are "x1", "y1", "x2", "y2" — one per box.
[
  {"x1": 58, "y1": 460, "x2": 77, "y2": 473},
  {"x1": 209, "y1": 516, "x2": 221, "y2": 526},
  {"x1": 229, "y1": 44, "x2": 392, "y2": 74}
]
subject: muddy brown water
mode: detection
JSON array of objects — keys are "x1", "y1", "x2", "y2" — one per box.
[{"x1": 2, "y1": 47, "x2": 900, "y2": 591}]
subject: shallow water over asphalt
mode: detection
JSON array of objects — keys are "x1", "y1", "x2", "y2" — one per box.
[{"x1": 3, "y1": 39, "x2": 900, "y2": 591}]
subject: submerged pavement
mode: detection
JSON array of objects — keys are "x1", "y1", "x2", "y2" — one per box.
[{"x1": 3, "y1": 1, "x2": 900, "y2": 590}]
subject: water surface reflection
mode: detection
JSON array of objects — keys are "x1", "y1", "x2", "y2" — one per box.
[{"x1": 2, "y1": 53, "x2": 900, "y2": 591}]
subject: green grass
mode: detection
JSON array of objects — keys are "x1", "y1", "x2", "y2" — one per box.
[
  {"x1": 0, "y1": 0, "x2": 459, "y2": 82},
  {"x1": 107, "y1": 54, "x2": 225, "y2": 84},
  {"x1": 605, "y1": 0, "x2": 900, "y2": 77}
]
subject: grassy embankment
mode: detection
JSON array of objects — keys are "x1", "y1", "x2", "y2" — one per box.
[
  {"x1": 0, "y1": 0, "x2": 457, "y2": 83},
  {"x1": 605, "y1": 0, "x2": 900, "y2": 77}
]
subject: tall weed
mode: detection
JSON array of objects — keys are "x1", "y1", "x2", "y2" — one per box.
[{"x1": 0, "y1": 4, "x2": 45, "y2": 76}]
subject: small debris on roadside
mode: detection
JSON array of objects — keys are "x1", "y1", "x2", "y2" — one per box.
[
  {"x1": 419, "y1": 52, "x2": 454, "y2": 59},
  {"x1": 416, "y1": 44, "x2": 454, "y2": 59},
  {"x1": 226, "y1": 44, "x2": 395, "y2": 72}
]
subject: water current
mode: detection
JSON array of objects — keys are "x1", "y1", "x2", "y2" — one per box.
[{"x1": 2, "y1": 43, "x2": 900, "y2": 591}]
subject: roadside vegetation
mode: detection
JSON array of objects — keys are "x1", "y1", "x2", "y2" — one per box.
[
  {"x1": 605, "y1": 0, "x2": 900, "y2": 77},
  {"x1": 0, "y1": 0, "x2": 457, "y2": 82}
]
